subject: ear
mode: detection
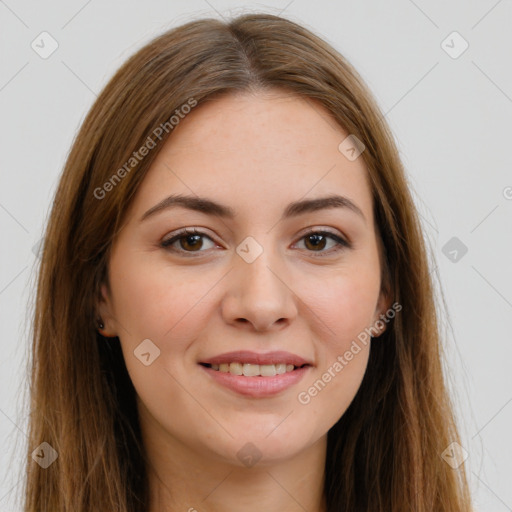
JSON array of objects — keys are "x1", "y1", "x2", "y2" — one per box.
[
  {"x1": 96, "y1": 282, "x2": 118, "y2": 337},
  {"x1": 370, "y1": 230, "x2": 394, "y2": 339},
  {"x1": 371, "y1": 288, "x2": 393, "y2": 338}
]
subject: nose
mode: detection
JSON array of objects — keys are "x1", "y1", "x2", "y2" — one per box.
[{"x1": 221, "y1": 247, "x2": 298, "y2": 332}]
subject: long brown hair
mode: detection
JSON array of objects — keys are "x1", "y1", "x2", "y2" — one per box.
[{"x1": 23, "y1": 13, "x2": 472, "y2": 511}]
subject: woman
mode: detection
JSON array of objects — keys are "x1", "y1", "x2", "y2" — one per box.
[{"x1": 24, "y1": 12, "x2": 473, "y2": 512}]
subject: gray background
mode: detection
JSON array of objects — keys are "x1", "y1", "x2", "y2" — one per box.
[{"x1": 1, "y1": 0, "x2": 511, "y2": 510}]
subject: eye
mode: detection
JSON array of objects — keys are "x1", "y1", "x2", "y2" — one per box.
[
  {"x1": 161, "y1": 228, "x2": 217, "y2": 255},
  {"x1": 293, "y1": 229, "x2": 351, "y2": 257},
  {"x1": 161, "y1": 228, "x2": 350, "y2": 257}
]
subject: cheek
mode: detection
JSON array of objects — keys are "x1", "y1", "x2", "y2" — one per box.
[
  {"x1": 110, "y1": 260, "x2": 214, "y2": 421},
  {"x1": 294, "y1": 260, "x2": 379, "y2": 420},
  {"x1": 109, "y1": 250, "x2": 214, "y2": 342},
  {"x1": 297, "y1": 275, "x2": 374, "y2": 424},
  {"x1": 298, "y1": 342, "x2": 370, "y2": 431},
  {"x1": 302, "y1": 261, "x2": 381, "y2": 344}
]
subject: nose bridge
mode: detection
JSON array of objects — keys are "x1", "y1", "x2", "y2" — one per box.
[
  {"x1": 222, "y1": 233, "x2": 297, "y2": 331},
  {"x1": 237, "y1": 234, "x2": 286, "y2": 300},
  {"x1": 239, "y1": 241, "x2": 281, "y2": 292}
]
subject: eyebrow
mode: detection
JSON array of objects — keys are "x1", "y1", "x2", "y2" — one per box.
[{"x1": 139, "y1": 193, "x2": 366, "y2": 224}]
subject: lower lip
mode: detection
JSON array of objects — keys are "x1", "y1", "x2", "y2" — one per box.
[{"x1": 199, "y1": 364, "x2": 311, "y2": 398}]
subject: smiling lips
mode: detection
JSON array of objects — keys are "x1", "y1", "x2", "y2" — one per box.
[{"x1": 199, "y1": 350, "x2": 313, "y2": 397}]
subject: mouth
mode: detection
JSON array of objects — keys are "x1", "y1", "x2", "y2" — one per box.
[{"x1": 198, "y1": 362, "x2": 312, "y2": 398}]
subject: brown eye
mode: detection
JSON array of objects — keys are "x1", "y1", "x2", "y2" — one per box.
[
  {"x1": 303, "y1": 233, "x2": 328, "y2": 251},
  {"x1": 161, "y1": 228, "x2": 216, "y2": 254},
  {"x1": 295, "y1": 230, "x2": 350, "y2": 257},
  {"x1": 179, "y1": 233, "x2": 203, "y2": 251}
]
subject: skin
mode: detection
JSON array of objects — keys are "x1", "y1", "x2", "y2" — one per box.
[{"x1": 98, "y1": 89, "x2": 391, "y2": 512}]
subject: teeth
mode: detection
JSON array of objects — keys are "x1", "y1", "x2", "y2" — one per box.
[
  {"x1": 243, "y1": 364, "x2": 260, "y2": 377},
  {"x1": 210, "y1": 362, "x2": 299, "y2": 376},
  {"x1": 275, "y1": 363, "x2": 287, "y2": 374},
  {"x1": 260, "y1": 364, "x2": 276, "y2": 376},
  {"x1": 230, "y1": 362, "x2": 243, "y2": 375}
]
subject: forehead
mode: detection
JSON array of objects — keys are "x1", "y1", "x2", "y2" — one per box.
[
  {"x1": 127, "y1": 90, "x2": 374, "y2": 227},
  {"x1": 164, "y1": 89, "x2": 351, "y2": 163}
]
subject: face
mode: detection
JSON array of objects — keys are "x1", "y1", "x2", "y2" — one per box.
[{"x1": 98, "y1": 89, "x2": 390, "y2": 468}]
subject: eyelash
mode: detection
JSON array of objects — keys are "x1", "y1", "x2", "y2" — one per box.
[{"x1": 160, "y1": 228, "x2": 351, "y2": 258}]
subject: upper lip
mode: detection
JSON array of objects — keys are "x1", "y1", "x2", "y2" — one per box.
[{"x1": 199, "y1": 350, "x2": 313, "y2": 367}]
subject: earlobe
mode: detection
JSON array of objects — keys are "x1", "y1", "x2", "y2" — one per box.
[
  {"x1": 96, "y1": 283, "x2": 117, "y2": 337},
  {"x1": 372, "y1": 320, "x2": 386, "y2": 338},
  {"x1": 372, "y1": 290, "x2": 393, "y2": 338}
]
